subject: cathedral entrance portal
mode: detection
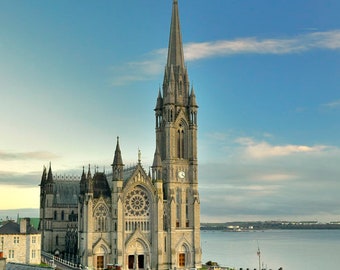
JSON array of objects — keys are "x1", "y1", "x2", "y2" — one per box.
[{"x1": 126, "y1": 240, "x2": 149, "y2": 270}]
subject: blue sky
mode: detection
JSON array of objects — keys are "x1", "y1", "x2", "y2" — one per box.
[{"x1": 1, "y1": 0, "x2": 339, "y2": 222}]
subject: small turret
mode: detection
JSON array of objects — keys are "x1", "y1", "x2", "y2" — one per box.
[
  {"x1": 45, "y1": 163, "x2": 54, "y2": 194},
  {"x1": 189, "y1": 86, "x2": 198, "y2": 126},
  {"x1": 39, "y1": 166, "x2": 47, "y2": 207},
  {"x1": 152, "y1": 145, "x2": 163, "y2": 182},
  {"x1": 80, "y1": 166, "x2": 86, "y2": 194},
  {"x1": 112, "y1": 137, "x2": 124, "y2": 180},
  {"x1": 40, "y1": 166, "x2": 47, "y2": 187},
  {"x1": 155, "y1": 89, "x2": 163, "y2": 111},
  {"x1": 189, "y1": 86, "x2": 198, "y2": 108},
  {"x1": 86, "y1": 164, "x2": 93, "y2": 194},
  {"x1": 47, "y1": 162, "x2": 53, "y2": 183}
]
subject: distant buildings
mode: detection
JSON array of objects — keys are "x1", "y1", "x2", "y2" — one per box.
[{"x1": 0, "y1": 218, "x2": 41, "y2": 265}]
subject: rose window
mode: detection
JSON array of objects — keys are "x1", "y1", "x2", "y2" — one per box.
[{"x1": 125, "y1": 188, "x2": 150, "y2": 216}]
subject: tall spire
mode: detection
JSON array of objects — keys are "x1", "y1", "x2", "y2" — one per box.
[
  {"x1": 162, "y1": 0, "x2": 190, "y2": 107},
  {"x1": 167, "y1": 0, "x2": 185, "y2": 69}
]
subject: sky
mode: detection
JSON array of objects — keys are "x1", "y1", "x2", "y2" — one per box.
[{"x1": 0, "y1": 0, "x2": 339, "y2": 223}]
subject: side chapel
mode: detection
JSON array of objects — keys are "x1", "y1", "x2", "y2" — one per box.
[{"x1": 39, "y1": 1, "x2": 202, "y2": 269}]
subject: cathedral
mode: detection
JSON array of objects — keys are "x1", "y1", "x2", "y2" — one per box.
[{"x1": 39, "y1": 1, "x2": 202, "y2": 270}]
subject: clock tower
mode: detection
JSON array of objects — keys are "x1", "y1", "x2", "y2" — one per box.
[{"x1": 153, "y1": 0, "x2": 201, "y2": 268}]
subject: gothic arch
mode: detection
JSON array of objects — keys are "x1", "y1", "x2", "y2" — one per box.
[
  {"x1": 125, "y1": 236, "x2": 151, "y2": 270},
  {"x1": 125, "y1": 231, "x2": 150, "y2": 253},
  {"x1": 175, "y1": 118, "x2": 188, "y2": 159},
  {"x1": 175, "y1": 237, "x2": 194, "y2": 269},
  {"x1": 93, "y1": 201, "x2": 109, "y2": 232},
  {"x1": 93, "y1": 239, "x2": 110, "y2": 254},
  {"x1": 93, "y1": 239, "x2": 110, "y2": 270},
  {"x1": 125, "y1": 165, "x2": 156, "y2": 193}
]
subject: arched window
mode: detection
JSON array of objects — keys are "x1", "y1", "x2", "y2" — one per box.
[
  {"x1": 94, "y1": 204, "x2": 108, "y2": 232},
  {"x1": 177, "y1": 123, "x2": 186, "y2": 159}
]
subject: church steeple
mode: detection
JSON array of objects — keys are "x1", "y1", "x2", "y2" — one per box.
[
  {"x1": 167, "y1": 0, "x2": 185, "y2": 69},
  {"x1": 162, "y1": 0, "x2": 190, "y2": 107},
  {"x1": 156, "y1": 0, "x2": 197, "y2": 163},
  {"x1": 152, "y1": 3, "x2": 201, "y2": 267}
]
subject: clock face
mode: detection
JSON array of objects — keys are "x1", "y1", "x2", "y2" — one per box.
[
  {"x1": 125, "y1": 188, "x2": 150, "y2": 217},
  {"x1": 178, "y1": 171, "x2": 185, "y2": 179}
]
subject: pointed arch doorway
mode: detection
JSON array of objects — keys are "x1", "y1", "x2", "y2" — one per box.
[
  {"x1": 126, "y1": 240, "x2": 150, "y2": 270},
  {"x1": 93, "y1": 243, "x2": 109, "y2": 270}
]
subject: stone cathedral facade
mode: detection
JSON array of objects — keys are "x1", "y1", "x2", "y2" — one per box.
[{"x1": 39, "y1": 1, "x2": 202, "y2": 270}]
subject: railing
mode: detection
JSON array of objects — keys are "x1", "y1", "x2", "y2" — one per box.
[{"x1": 41, "y1": 251, "x2": 80, "y2": 270}]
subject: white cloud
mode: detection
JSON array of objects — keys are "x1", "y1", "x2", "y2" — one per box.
[
  {"x1": 257, "y1": 173, "x2": 297, "y2": 182},
  {"x1": 0, "y1": 150, "x2": 59, "y2": 161},
  {"x1": 184, "y1": 30, "x2": 340, "y2": 61},
  {"x1": 235, "y1": 137, "x2": 329, "y2": 159},
  {"x1": 198, "y1": 132, "x2": 340, "y2": 222},
  {"x1": 110, "y1": 29, "x2": 340, "y2": 85},
  {"x1": 110, "y1": 49, "x2": 166, "y2": 86},
  {"x1": 322, "y1": 99, "x2": 340, "y2": 109}
]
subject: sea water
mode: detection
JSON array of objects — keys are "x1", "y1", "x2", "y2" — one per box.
[{"x1": 201, "y1": 230, "x2": 340, "y2": 270}]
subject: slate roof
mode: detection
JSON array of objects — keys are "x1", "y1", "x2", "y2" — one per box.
[
  {"x1": 92, "y1": 172, "x2": 111, "y2": 198},
  {"x1": 53, "y1": 180, "x2": 79, "y2": 206},
  {"x1": 0, "y1": 221, "x2": 39, "y2": 235},
  {"x1": 123, "y1": 165, "x2": 138, "y2": 182}
]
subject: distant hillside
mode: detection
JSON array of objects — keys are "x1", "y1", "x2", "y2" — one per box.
[
  {"x1": 0, "y1": 208, "x2": 39, "y2": 221},
  {"x1": 201, "y1": 221, "x2": 340, "y2": 230}
]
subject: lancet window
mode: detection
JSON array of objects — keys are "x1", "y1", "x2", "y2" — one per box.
[
  {"x1": 94, "y1": 203, "x2": 108, "y2": 232},
  {"x1": 176, "y1": 123, "x2": 186, "y2": 158}
]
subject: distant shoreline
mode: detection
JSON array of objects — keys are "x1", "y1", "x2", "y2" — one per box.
[{"x1": 201, "y1": 221, "x2": 340, "y2": 230}]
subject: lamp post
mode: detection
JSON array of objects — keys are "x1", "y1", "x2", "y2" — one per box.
[{"x1": 257, "y1": 245, "x2": 261, "y2": 270}]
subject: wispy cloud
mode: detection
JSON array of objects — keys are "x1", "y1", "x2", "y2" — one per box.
[
  {"x1": 110, "y1": 30, "x2": 340, "y2": 85},
  {"x1": 322, "y1": 99, "x2": 340, "y2": 109},
  {"x1": 235, "y1": 137, "x2": 329, "y2": 159},
  {"x1": 185, "y1": 30, "x2": 340, "y2": 61},
  {"x1": 0, "y1": 170, "x2": 41, "y2": 186},
  {"x1": 0, "y1": 151, "x2": 59, "y2": 161},
  {"x1": 110, "y1": 49, "x2": 166, "y2": 86}
]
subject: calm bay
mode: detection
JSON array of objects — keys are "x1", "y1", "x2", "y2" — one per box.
[{"x1": 201, "y1": 230, "x2": 340, "y2": 270}]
